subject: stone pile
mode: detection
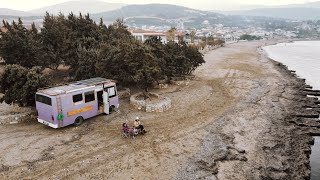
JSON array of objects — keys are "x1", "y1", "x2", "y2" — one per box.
[
  {"x1": 145, "y1": 97, "x2": 171, "y2": 113},
  {"x1": 130, "y1": 93, "x2": 172, "y2": 113}
]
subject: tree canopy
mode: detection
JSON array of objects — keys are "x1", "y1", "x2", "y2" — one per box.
[
  {"x1": 96, "y1": 39, "x2": 161, "y2": 92},
  {"x1": 0, "y1": 19, "x2": 43, "y2": 68},
  {"x1": 0, "y1": 14, "x2": 205, "y2": 106},
  {"x1": 0, "y1": 64, "x2": 50, "y2": 106}
]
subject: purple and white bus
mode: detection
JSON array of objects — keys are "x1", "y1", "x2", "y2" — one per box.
[{"x1": 35, "y1": 77, "x2": 119, "y2": 128}]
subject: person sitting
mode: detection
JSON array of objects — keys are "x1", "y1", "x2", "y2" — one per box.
[
  {"x1": 122, "y1": 122, "x2": 129, "y2": 135},
  {"x1": 133, "y1": 117, "x2": 146, "y2": 134},
  {"x1": 129, "y1": 126, "x2": 138, "y2": 137}
]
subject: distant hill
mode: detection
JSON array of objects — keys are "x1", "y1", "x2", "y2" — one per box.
[
  {"x1": 0, "y1": 3, "x2": 307, "y2": 31},
  {"x1": 92, "y1": 4, "x2": 229, "y2": 28},
  {"x1": 93, "y1": 4, "x2": 213, "y2": 20},
  {"x1": 240, "y1": 7, "x2": 320, "y2": 20},
  {"x1": 281, "y1": 1, "x2": 320, "y2": 8},
  {"x1": 91, "y1": 4, "x2": 293, "y2": 30},
  {"x1": 0, "y1": 8, "x2": 34, "y2": 17},
  {"x1": 2, "y1": 3, "x2": 224, "y2": 27},
  {"x1": 28, "y1": 0, "x2": 125, "y2": 15},
  {"x1": 217, "y1": 1, "x2": 320, "y2": 20}
]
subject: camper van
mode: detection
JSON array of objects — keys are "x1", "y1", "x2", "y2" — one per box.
[{"x1": 35, "y1": 77, "x2": 119, "y2": 128}]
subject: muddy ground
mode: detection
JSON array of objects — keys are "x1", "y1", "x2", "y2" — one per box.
[{"x1": 0, "y1": 41, "x2": 318, "y2": 180}]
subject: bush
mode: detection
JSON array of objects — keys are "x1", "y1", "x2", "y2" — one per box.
[
  {"x1": 240, "y1": 34, "x2": 262, "y2": 41},
  {"x1": 0, "y1": 64, "x2": 50, "y2": 106}
]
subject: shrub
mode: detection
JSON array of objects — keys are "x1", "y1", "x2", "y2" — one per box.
[{"x1": 0, "y1": 64, "x2": 50, "y2": 106}]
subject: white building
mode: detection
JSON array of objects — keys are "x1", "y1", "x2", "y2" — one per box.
[{"x1": 130, "y1": 30, "x2": 168, "y2": 44}]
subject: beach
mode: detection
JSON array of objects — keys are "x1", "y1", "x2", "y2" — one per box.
[{"x1": 0, "y1": 41, "x2": 318, "y2": 179}]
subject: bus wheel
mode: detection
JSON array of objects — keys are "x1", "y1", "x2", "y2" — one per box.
[
  {"x1": 74, "y1": 116, "x2": 84, "y2": 126},
  {"x1": 109, "y1": 106, "x2": 115, "y2": 114}
]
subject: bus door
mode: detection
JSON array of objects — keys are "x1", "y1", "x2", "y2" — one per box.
[
  {"x1": 103, "y1": 90, "x2": 109, "y2": 114},
  {"x1": 97, "y1": 90, "x2": 103, "y2": 113}
]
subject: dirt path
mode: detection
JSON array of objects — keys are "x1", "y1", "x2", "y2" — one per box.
[{"x1": 0, "y1": 41, "x2": 312, "y2": 179}]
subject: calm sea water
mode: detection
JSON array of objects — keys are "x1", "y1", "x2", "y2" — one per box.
[
  {"x1": 264, "y1": 41, "x2": 320, "y2": 90},
  {"x1": 264, "y1": 41, "x2": 320, "y2": 179},
  {"x1": 311, "y1": 137, "x2": 320, "y2": 180}
]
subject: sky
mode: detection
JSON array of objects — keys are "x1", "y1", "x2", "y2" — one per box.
[{"x1": 0, "y1": 0, "x2": 319, "y2": 11}]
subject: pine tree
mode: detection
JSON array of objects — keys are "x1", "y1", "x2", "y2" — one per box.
[
  {"x1": 63, "y1": 13, "x2": 101, "y2": 71},
  {"x1": 101, "y1": 19, "x2": 132, "y2": 42},
  {"x1": 96, "y1": 39, "x2": 161, "y2": 92},
  {"x1": 74, "y1": 47, "x2": 98, "y2": 80},
  {"x1": 0, "y1": 18, "x2": 43, "y2": 68},
  {"x1": 162, "y1": 41, "x2": 205, "y2": 78},
  {"x1": 144, "y1": 36, "x2": 166, "y2": 79},
  {"x1": 40, "y1": 12, "x2": 68, "y2": 69}
]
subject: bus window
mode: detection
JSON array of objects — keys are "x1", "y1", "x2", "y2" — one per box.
[
  {"x1": 107, "y1": 87, "x2": 116, "y2": 98},
  {"x1": 85, "y1": 91, "x2": 95, "y2": 103},
  {"x1": 36, "y1": 94, "x2": 52, "y2": 106},
  {"x1": 73, "y1": 94, "x2": 83, "y2": 105}
]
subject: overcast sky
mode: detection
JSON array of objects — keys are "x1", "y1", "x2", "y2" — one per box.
[{"x1": 0, "y1": 0, "x2": 318, "y2": 11}]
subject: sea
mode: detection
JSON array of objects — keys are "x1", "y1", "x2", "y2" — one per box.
[{"x1": 263, "y1": 41, "x2": 320, "y2": 180}]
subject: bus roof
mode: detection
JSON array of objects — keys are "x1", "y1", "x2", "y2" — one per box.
[{"x1": 38, "y1": 77, "x2": 115, "y2": 96}]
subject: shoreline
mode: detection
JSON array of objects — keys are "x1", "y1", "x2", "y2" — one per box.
[
  {"x1": 176, "y1": 41, "x2": 320, "y2": 179},
  {"x1": 270, "y1": 59, "x2": 319, "y2": 178},
  {"x1": 263, "y1": 40, "x2": 320, "y2": 91}
]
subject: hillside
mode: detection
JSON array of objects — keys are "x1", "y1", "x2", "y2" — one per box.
[
  {"x1": 218, "y1": 1, "x2": 320, "y2": 20},
  {"x1": 241, "y1": 7, "x2": 320, "y2": 20},
  {"x1": 93, "y1": 4, "x2": 212, "y2": 20},
  {"x1": 92, "y1": 4, "x2": 298, "y2": 30},
  {"x1": 0, "y1": 8, "x2": 33, "y2": 17},
  {"x1": 3, "y1": 3, "x2": 227, "y2": 28},
  {"x1": 282, "y1": 1, "x2": 320, "y2": 8},
  {"x1": 0, "y1": 3, "x2": 309, "y2": 31},
  {"x1": 28, "y1": 0, "x2": 125, "y2": 15},
  {"x1": 92, "y1": 4, "x2": 231, "y2": 28}
]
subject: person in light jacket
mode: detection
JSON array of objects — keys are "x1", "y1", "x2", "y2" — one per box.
[{"x1": 134, "y1": 117, "x2": 145, "y2": 134}]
